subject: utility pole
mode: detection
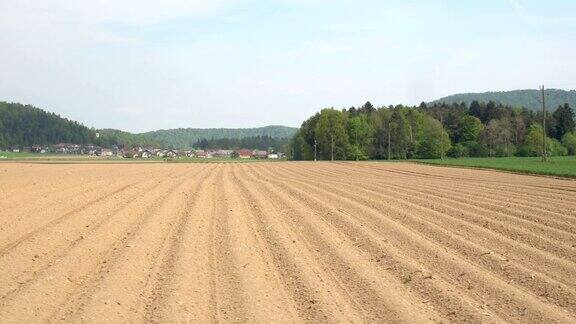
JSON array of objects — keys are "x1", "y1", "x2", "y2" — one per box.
[
  {"x1": 541, "y1": 85, "x2": 547, "y2": 162},
  {"x1": 387, "y1": 120, "x2": 391, "y2": 161},
  {"x1": 355, "y1": 132, "x2": 359, "y2": 161},
  {"x1": 314, "y1": 138, "x2": 317, "y2": 162},
  {"x1": 331, "y1": 133, "x2": 334, "y2": 161},
  {"x1": 440, "y1": 112, "x2": 444, "y2": 160}
]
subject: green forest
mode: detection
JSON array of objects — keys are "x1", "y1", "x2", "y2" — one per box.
[
  {"x1": 194, "y1": 136, "x2": 288, "y2": 151},
  {"x1": 143, "y1": 126, "x2": 297, "y2": 148},
  {"x1": 0, "y1": 102, "x2": 296, "y2": 150},
  {"x1": 0, "y1": 102, "x2": 95, "y2": 148},
  {"x1": 288, "y1": 101, "x2": 576, "y2": 160},
  {"x1": 433, "y1": 89, "x2": 576, "y2": 111},
  {"x1": 95, "y1": 129, "x2": 162, "y2": 149},
  {"x1": 3, "y1": 95, "x2": 576, "y2": 159},
  {"x1": 0, "y1": 102, "x2": 162, "y2": 149}
]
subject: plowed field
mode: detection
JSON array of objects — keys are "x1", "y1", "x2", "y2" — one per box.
[{"x1": 1, "y1": 162, "x2": 575, "y2": 323}]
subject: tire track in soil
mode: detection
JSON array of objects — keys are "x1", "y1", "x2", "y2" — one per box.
[
  {"x1": 208, "y1": 165, "x2": 248, "y2": 322},
  {"x1": 149, "y1": 164, "x2": 249, "y2": 323},
  {"x1": 140, "y1": 165, "x2": 226, "y2": 322},
  {"x1": 246, "y1": 164, "x2": 493, "y2": 322},
  {"x1": 232, "y1": 165, "x2": 364, "y2": 322},
  {"x1": 222, "y1": 164, "x2": 303, "y2": 322},
  {"x1": 238, "y1": 164, "x2": 448, "y2": 323},
  {"x1": 53, "y1": 166, "x2": 212, "y2": 323},
  {"x1": 138, "y1": 165, "x2": 220, "y2": 323}
]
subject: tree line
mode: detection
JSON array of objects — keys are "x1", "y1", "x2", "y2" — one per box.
[
  {"x1": 432, "y1": 89, "x2": 576, "y2": 112},
  {"x1": 194, "y1": 135, "x2": 288, "y2": 151},
  {"x1": 0, "y1": 102, "x2": 165, "y2": 149},
  {"x1": 144, "y1": 126, "x2": 297, "y2": 148},
  {"x1": 94, "y1": 129, "x2": 163, "y2": 149},
  {"x1": 0, "y1": 102, "x2": 94, "y2": 149},
  {"x1": 288, "y1": 101, "x2": 576, "y2": 160}
]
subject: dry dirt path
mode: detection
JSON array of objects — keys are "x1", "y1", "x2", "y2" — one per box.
[{"x1": 0, "y1": 162, "x2": 575, "y2": 323}]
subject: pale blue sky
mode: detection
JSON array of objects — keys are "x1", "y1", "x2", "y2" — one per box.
[{"x1": 1, "y1": 0, "x2": 575, "y2": 132}]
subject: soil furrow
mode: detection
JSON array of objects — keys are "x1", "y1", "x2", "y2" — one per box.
[
  {"x1": 262, "y1": 164, "x2": 576, "y2": 313},
  {"x1": 250, "y1": 163, "x2": 576, "y2": 323},
  {"x1": 278, "y1": 164, "x2": 576, "y2": 259},
  {"x1": 1, "y1": 162, "x2": 575, "y2": 323}
]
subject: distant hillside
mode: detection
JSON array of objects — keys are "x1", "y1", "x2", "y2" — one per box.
[
  {"x1": 0, "y1": 102, "x2": 95, "y2": 148},
  {"x1": 194, "y1": 136, "x2": 289, "y2": 151},
  {"x1": 0, "y1": 101, "x2": 166, "y2": 149},
  {"x1": 95, "y1": 129, "x2": 163, "y2": 149},
  {"x1": 431, "y1": 89, "x2": 576, "y2": 111},
  {"x1": 0, "y1": 101, "x2": 298, "y2": 149},
  {"x1": 143, "y1": 126, "x2": 298, "y2": 148}
]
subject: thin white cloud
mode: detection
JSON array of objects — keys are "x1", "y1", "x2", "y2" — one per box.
[
  {"x1": 506, "y1": 0, "x2": 538, "y2": 26},
  {"x1": 0, "y1": 0, "x2": 234, "y2": 25},
  {"x1": 0, "y1": 1, "x2": 574, "y2": 132}
]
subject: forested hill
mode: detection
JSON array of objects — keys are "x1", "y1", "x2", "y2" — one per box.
[
  {"x1": 432, "y1": 89, "x2": 576, "y2": 111},
  {"x1": 289, "y1": 100, "x2": 576, "y2": 161},
  {"x1": 0, "y1": 102, "x2": 162, "y2": 149},
  {"x1": 0, "y1": 101, "x2": 297, "y2": 149},
  {"x1": 95, "y1": 129, "x2": 163, "y2": 149},
  {"x1": 143, "y1": 126, "x2": 298, "y2": 148},
  {"x1": 0, "y1": 102, "x2": 95, "y2": 148}
]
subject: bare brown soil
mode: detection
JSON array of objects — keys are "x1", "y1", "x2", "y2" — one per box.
[{"x1": 0, "y1": 162, "x2": 575, "y2": 323}]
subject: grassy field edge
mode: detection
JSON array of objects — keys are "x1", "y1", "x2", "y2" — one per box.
[{"x1": 412, "y1": 156, "x2": 576, "y2": 179}]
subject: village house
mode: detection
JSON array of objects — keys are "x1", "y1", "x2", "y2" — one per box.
[
  {"x1": 83, "y1": 144, "x2": 101, "y2": 155},
  {"x1": 252, "y1": 150, "x2": 268, "y2": 159},
  {"x1": 122, "y1": 149, "x2": 140, "y2": 158},
  {"x1": 145, "y1": 149, "x2": 157, "y2": 156},
  {"x1": 53, "y1": 143, "x2": 82, "y2": 154},
  {"x1": 140, "y1": 150, "x2": 153, "y2": 158},
  {"x1": 213, "y1": 149, "x2": 234, "y2": 158},
  {"x1": 267, "y1": 152, "x2": 279, "y2": 159},
  {"x1": 237, "y1": 149, "x2": 252, "y2": 159},
  {"x1": 98, "y1": 149, "x2": 113, "y2": 157},
  {"x1": 110, "y1": 145, "x2": 121, "y2": 155},
  {"x1": 31, "y1": 145, "x2": 48, "y2": 153},
  {"x1": 53, "y1": 143, "x2": 69, "y2": 154},
  {"x1": 165, "y1": 150, "x2": 179, "y2": 158},
  {"x1": 69, "y1": 144, "x2": 82, "y2": 154}
]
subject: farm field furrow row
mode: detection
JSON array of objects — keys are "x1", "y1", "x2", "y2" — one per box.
[{"x1": 0, "y1": 162, "x2": 575, "y2": 323}]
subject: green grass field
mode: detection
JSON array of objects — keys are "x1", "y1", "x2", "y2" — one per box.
[
  {"x1": 414, "y1": 156, "x2": 576, "y2": 178},
  {"x1": 0, "y1": 152, "x2": 281, "y2": 164},
  {"x1": 0, "y1": 152, "x2": 66, "y2": 159},
  {"x1": 0, "y1": 151, "x2": 111, "y2": 160}
]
